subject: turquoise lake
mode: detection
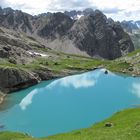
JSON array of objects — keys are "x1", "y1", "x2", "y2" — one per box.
[{"x1": 0, "y1": 69, "x2": 140, "y2": 137}]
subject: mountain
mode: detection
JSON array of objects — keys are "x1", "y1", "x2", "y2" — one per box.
[
  {"x1": 64, "y1": 8, "x2": 94, "y2": 20},
  {"x1": 56, "y1": 9, "x2": 140, "y2": 50},
  {"x1": 120, "y1": 20, "x2": 140, "y2": 49},
  {"x1": 64, "y1": 9, "x2": 140, "y2": 32},
  {"x1": 0, "y1": 7, "x2": 134, "y2": 60},
  {"x1": 64, "y1": 9, "x2": 140, "y2": 34},
  {"x1": 121, "y1": 20, "x2": 140, "y2": 33}
]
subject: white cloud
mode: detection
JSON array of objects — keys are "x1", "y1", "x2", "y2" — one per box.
[
  {"x1": 47, "y1": 74, "x2": 96, "y2": 89},
  {"x1": 91, "y1": 0, "x2": 140, "y2": 21},
  {"x1": 0, "y1": 0, "x2": 140, "y2": 20},
  {"x1": 132, "y1": 83, "x2": 140, "y2": 98},
  {"x1": 19, "y1": 89, "x2": 38, "y2": 110}
]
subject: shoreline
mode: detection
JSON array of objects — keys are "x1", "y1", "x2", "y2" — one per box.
[
  {"x1": 0, "y1": 68, "x2": 140, "y2": 139},
  {"x1": 0, "y1": 67, "x2": 139, "y2": 105},
  {"x1": 0, "y1": 71, "x2": 140, "y2": 139},
  {"x1": 0, "y1": 69, "x2": 90, "y2": 105}
]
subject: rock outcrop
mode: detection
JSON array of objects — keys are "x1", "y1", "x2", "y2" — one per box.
[
  {"x1": 0, "y1": 67, "x2": 65, "y2": 94},
  {"x1": 0, "y1": 67, "x2": 38, "y2": 93}
]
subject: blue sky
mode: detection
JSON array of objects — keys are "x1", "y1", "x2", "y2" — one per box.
[{"x1": 0, "y1": 0, "x2": 140, "y2": 21}]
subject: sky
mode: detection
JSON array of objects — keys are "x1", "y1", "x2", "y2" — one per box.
[{"x1": 0, "y1": 0, "x2": 140, "y2": 21}]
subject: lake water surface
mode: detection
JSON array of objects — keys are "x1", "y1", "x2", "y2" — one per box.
[{"x1": 0, "y1": 69, "x2": 140, "y2": 137}]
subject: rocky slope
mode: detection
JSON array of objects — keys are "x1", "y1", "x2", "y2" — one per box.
[
  {"x1": 0, "y1": 7, "x2": 134, "y2": 59},
  {"x1": 0, "y1": 26, "x2": 91, "y2": 94},
  {"x1": 0, "y1": 26, "x2": 55, "y2": 94}
]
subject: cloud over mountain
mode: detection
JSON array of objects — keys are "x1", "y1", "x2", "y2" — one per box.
[{"x1": 0, "y1": 0, "x2": 140, "y2": 21}]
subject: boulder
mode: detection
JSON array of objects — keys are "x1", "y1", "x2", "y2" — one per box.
[
  {"x1": 104, "y1": 70, "x2": 108, "y2": 74},
  {"x1": 105, "y1": 122, "x2": 114, "y2": 127}
]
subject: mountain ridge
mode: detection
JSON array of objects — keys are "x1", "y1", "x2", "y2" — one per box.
[{"x1": 0, "y1": 7, "x2": 134, "y2": 60}]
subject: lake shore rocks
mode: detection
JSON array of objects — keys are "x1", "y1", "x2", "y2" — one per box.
[{"x1": 0, "y1": 67, "x2": 38, "y2": 94}]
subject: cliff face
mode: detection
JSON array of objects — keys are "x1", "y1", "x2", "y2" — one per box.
[
  {"x1": 0, "y1": 7, "x2": 134, "y2": 59},
  {"x1": 0, "y1": 66, "x2": 57, "y2": 94},
  {"x1": 67, "y1": 10, "x2": 134, "y2": 59},
  {"x1": 0, "y1": 67, "x2": 38, "y2": 93},
  {"x1": 63, "y1": 10, "x2": 134, "y2": 59}
]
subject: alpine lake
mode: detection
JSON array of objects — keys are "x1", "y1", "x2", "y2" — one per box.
[{"x1": 0, "y1": 69, "x2": 140, "y2": 137}]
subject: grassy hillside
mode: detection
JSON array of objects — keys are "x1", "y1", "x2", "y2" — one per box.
[
  {"x1": 1, "y1": 108, "x2": 140, "y2": 140},
  {"x1": 1, "y1": 46, "x2": 140, "y2": 77}
]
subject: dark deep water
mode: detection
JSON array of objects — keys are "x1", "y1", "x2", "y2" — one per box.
[{"x1": 0, "y1": 69, "x2": 140, "y2": 137}]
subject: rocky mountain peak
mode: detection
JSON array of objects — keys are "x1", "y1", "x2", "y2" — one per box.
[
  {"x1": 0, "y1": 7, "x2": 33, "y2": 33},
  {"x1": 37, "y1": 12, "x2": 73, "y2": 39},
  {"x1": 2, "y1": 7, "x2": 14, "y2": 15},
  {"x1": 67, "y1": 11, "x2": 134, "y2": 59},
  {"x1": 83, "y1": 8, "x2": 94, "y2": 15},
  {"x1": 121, "y1": 20, "x2": 140, "y2": 33},
  {"x1": 0, "y1": 7, "x2": 2, "y2": 13}
]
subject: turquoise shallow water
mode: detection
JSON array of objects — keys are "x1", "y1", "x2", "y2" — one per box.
[{"x1": 0, "y1": 69, "x2": 140, "y2": 137}]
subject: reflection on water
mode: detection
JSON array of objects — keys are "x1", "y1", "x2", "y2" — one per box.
[
  {"x1": 47, "y1": 70, "x2": 100, "y2": 89},
  {"x1": 47, "y1": 68, "x2": 115, "y2": 89},
  {"x1": 1, "y1": 80, "x2": 53, "y2": 111},
  {"x1": 19, "y1": 90, "x2": 38, "y2": 111},
  {"x1": 132, "y1": 83, "x2": 140, "y2": 98},
  {"x1": 0, "y1": 69, "x2": 140, "y2": 137},
  {"x1": 19, "y1": 69, "x2": 105, "y2": 111}
]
